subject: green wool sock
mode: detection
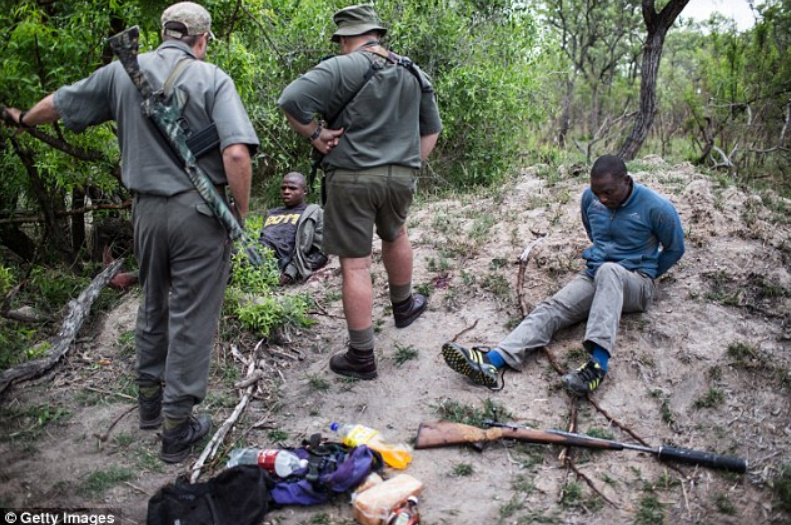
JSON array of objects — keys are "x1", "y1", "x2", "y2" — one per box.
[
  {"x1": 349, "y1": 326, "x2": 375, "y2": 350},
  {"x1": 389, "y1": 282, "x2": 412, "y2": 305},
  {"x1": 139, "y1": 385, "x2": 161, "y2": 398},
  {"x1": 163, "y1": 417, "x2": 187, "y2": 431}
]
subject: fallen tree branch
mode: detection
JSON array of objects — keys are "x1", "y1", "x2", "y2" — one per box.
[
  {"x1": 94, "y1": 405, "x2": 137, "y2": 442},
  {"x1": 449, "y1": 319, "x2": 479, "y2": 343},
  {"x1": 190, "y1": 339, "x2": 264, "y2": 483},
  {"x1": 516, "y1": 233, "x2": 547, "y2": 318},
  {"x1": 0, "y1": 200, "x2": 131, "y2": 226},
  {"x1": 0, "y1": 258, "x2": 123, "y2": 395}
]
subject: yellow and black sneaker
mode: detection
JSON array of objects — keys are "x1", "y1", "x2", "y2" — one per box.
[
  {"x1": 442, "y1": 342, "x2": 502, "y2": 390},
  {"x1": 561, "y1": 359, "x2": 606, "y2": 396}
]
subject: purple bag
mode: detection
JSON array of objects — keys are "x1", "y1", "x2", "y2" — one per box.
[{"x1": 270, "y1": 440, "x2": 383, "y2": 506}]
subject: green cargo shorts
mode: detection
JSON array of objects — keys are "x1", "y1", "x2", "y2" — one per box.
[{"x1": 323, "y1": 165, "x2": 417, "y2": 257}]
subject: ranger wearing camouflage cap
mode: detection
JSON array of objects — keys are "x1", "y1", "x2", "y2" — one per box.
[{"x1": 4, "y1": 2, "x2": 259, "y2": 464}]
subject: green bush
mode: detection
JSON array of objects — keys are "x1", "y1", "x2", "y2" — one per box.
[{"x1": 223, "y1": 217, "x2": 314, "y2": 337}]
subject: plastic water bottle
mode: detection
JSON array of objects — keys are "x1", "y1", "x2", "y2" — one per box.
[
  {"x1": 226, "y1": 448, "x2": 308, "y2": 477},
  {"x1": 387, "y1": 496, "x2": 420, "y2": 525},
  {"x1": 330, "y1": 422, "x2": 413, "y2": 469}
]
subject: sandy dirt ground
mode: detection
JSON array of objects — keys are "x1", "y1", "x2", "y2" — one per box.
[{"x1": 1, "y1": 156, "x2": 789, "y2": 524}]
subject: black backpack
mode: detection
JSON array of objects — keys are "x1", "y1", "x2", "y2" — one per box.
[{"x1": 147, "y1": 465, "x2": 273, "y2": 525}]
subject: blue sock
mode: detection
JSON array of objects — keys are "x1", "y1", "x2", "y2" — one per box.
[
  {"x1": 486, "y1": 349, "x2": 506, "y2": 369},
  {"x1": 591, "y1": 345, "x2": 610, "y2": 373}
]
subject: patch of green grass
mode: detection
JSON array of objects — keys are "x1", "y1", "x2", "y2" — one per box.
[
  {"x1": 78, "y1": 466, "x2": 135, "y2": 497},
  {"x1": 714, "y1": 493, "x2": 736, "y2": 515},
  {"x1": 433, "y1": 398, "x2": 513, "y2": 427},
  {"x1": 268, "y1": 429, "x2": 288, "y2": 443},
  {"x1": 489, "y1": 258, "x2": 508, "y2": 270},
  {"x1": 470, "y1": 215, "x2": 496, "y2": 241},
  {"x1": 427, "y1": 256, "x2": 452, "y2": 273},
  {"x1": 693, "y1": 388, "x2": 725, "y2": 409},
  {"x1": 324, "y1": 289, "x2": 342, "y2": 303},
  {"x1": 511, "y1": 473, "x2": 535, "y2": 494},
  {"x1": 648, "y1": 390, "x2": 677, "y2": 427},
  {"x1": 393, "y1": 344, "x2": 419, "y2": 366},
  {"x1": 414, "y1": 283, "x2": 433, "y2": 297},
  {"x1": 498, "y1": 494, "x2": 524, "y2": 519},
  {"x1": 117, "y1": 330, "x2": 135, "y2": 357},
  {"x1": 560, "y1": 482, "x2": 582, "y2": 508},
  {"x1": 480, "y1": 273, "x2": 511, "y2": 302},
  {"x1": 727, "y1": 341, "x2": 759, "y2": 364},
  {"x1": 135, "y1": 448, "x2": 165, "y2": 473},
  {"x1": 585, "y1": 427, "x2": 615, "y2": 441},
  {"x1": 308, "y1": 374, "x2": 331, "y2": 392},
  {"x1": 516, "y1": 511, "x2": 560, "y2": 524},
  {"x1": 451, "y1": 462, "x2": 474, "y2": 477},
  {"x1": 25, "y1": 403, "x2": 70, "y2": 429},
  {"x1": 773, "y1": 463, "x2": 791, "y2": 512},
  {"x1": 704, "y1": 270, "x2": 742, "y2": 306},
  {"x1": 513, "y1": 442, "x2": 545, "y2": 469},
  {"x1": 600, "y1": 473, "x2": 618, "y2": 486},
  {"x1": 112, "y1": 432, "x2": 136, "y2": 449},
  {"x1": 635, "y1": 492, "x2": 665, "y2": 524},
  {"x1": 461, "y1": 270, "x2": 476, "y2": 286},
  {"x1": 707, "y1": 365, "x2": 722, "y2": 381},
  {"x1": 309, "y1": 512, "x2": 331, "y2": 525}
]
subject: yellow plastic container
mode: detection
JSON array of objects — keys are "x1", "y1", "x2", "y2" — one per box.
[
  {"x1": 352, "y1": 474, "x2": 424, "y2": 525},
  {"x1": 331, "y1": 423, "x2": 413, "y2": 469}
]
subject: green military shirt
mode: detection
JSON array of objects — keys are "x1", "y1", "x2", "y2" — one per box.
[
  {"x1": 54, "y1": 40, "x2": 258, "y2": 196},
  {"x1": 278, "y1": 49, "x2": 442, "y2": 170}
]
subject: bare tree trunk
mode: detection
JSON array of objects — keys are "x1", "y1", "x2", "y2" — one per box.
[
  {"x1": 9, "y1": 136, "x2": 73, "y2": 262},
  {"x1": 618, "y1": 0, "x2": 690, "y2": 160},
  {"x1": 558, "y1": 74, "x2": 575, "y2": 147}
]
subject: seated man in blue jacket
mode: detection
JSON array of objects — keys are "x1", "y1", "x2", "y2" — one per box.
[
  {"x1": 443, "y1": 154, "x2": 685, "y2": 395},
  {"x1": 260, "y1": 171, "x2": 328, "y2": 284}
]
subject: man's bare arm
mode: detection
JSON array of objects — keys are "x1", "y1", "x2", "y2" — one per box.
[
  {"x1": 420, "y1": 132, "x2": 440, "y2": 160},
  {"x1": 223, "y1": 143, "x2": 252, "y2": 221},
  {"x1": 4, "y1": 94, "x2": 60, "y2": 130}
]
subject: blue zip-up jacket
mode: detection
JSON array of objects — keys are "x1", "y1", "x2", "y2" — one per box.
[{"x1": 581, "y1": 183, "x2": 685, "y2": 279}]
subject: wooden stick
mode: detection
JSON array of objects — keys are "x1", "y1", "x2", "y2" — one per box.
[
  {"x1": 190, "y1": 340, "x2": 263, "y2": 483},
  {"x1": 516, "y1": 234, "x2": 547, "y2": 318},
  {"x1": 94, "y1": 405, "x2": 137, "y2": 442},
  {"x1": 449, "y1": 319, "x2": 479, "y2": 343}
]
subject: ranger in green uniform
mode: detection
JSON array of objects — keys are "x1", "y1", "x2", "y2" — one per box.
[
  {"x1": 5, "y1": 2, "x2": 259, "y2": 463},
  {"x1": 278, "y1": 4, "x2": 442, "y2": 380}
]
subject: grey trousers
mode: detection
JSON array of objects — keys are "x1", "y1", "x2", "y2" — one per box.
[
  {"x1": 498, "y1": 262, "x2": 654, "y2": 369},
  {"x1": 133, "y1": 191, "x2": 231, "y2": 420}
]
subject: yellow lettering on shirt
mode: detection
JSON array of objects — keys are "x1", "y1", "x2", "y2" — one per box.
[{"x1": 264, "y1": 213, "x2": 301, "y2": 227}]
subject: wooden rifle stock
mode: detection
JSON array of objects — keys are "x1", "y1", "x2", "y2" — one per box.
[
  {"x1": 414, "y1": 420, "x2": 748, "y2": 473},
  {"x1": 415, "y1": 420, "x2": 622, "y2": 451}
]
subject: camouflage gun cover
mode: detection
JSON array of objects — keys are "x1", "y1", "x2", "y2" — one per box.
[{"x1": 108, "y1": 26, "x2": 262, "y2": 266}]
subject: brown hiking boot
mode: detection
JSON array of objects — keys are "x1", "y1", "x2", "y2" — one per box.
[
  {"x1": 139, "y1": 388, "x2": 163, "y2": 430},
  {"x1": 329, "y1": 347, "x2": 377, "y2": 380},
  {"x1": 159, "y1": 415, "x2": 212, "y2": 464},
  {"x1": 393, "y1": 293, "x2": 428, "y2": 328}
]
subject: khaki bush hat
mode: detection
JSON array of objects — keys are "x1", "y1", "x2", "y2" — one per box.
[
  {"x1": 331, "y1": 4, "x2": 387, "y2": 42},
  {"x1": 161, "y1": 2, "x2": 215, "y2": 40}
]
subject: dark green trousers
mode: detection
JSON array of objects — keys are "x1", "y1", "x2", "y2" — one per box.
[{"x1": 133, "y1": 191, "x2": 231, "y2": 420}]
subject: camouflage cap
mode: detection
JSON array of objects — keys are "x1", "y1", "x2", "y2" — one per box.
[
  {"x1": 331, "y1": 4, "x2": 387, "y2": 43},
  {"x1": 161, "y1": 2, "x2": 215, "y2": 40}
]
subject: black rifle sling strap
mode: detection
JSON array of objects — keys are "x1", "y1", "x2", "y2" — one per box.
[{"x1": 308, "y1": 44, "x2": 427, "y2": 194}]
